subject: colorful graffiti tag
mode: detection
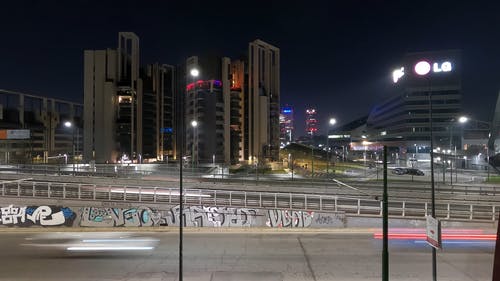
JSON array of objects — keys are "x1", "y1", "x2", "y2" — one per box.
[
  {"x1": 80, "y1": 206, "x2": 259, "y2": 227},
  {"x1": 0, "y1": 204, "x2": 344, "y2": 228},
  {"x1": 0, "y1": 205, "x2": 75, "y2": 226}
]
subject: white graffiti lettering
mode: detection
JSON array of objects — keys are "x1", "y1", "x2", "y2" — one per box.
[
  {"x1": 266, "y1": 210, "x2": 314, "y2": 228},
  {"x1": 0, "y1": 205, "x2": 75, "y2": 227},
  {"x1": 1, "y1": 205, "x2": 26, "y2": 225},
  {"x1": 26, "y1": 206, "x2": 65, "y2": 226}
]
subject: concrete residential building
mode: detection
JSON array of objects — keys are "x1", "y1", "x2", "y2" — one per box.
[
  {"x1": 248, "y1": 39, "x2": 280, "y2": 162},
  {"x1": 84, "y1": 32, "x2": 176, "y2": 163},
  {"x1": 139, "y1": 63, "x2": 177, "y2": 161},
  {"x1": 84, "y1": 34, "x2": 279, "y2": 165},
  {"x1": 84, "y1": 32, "x2": 141, "y2": 163},
  {"x1": 229, "y1": 59, "x2": 245, "y2": 164},
  {"x1": 184, "y1": 55, "x2": 231, "y2": 165}
]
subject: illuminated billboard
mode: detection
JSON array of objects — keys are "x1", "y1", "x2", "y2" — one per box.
[
  {"x1": 391, "y1": 50, "x2": 461, "y2": 86},
  {"x1": 0, "y1": 129, "x2": 30, "y2": 140}
]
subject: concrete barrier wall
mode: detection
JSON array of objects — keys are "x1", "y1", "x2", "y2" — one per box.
[{"x1": 0, "y1": 204, "x2": 348, "y2": 228}]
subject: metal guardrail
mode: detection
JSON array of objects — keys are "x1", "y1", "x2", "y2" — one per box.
[
  {"x1": 1, "y1": 164, "x2": 211, "y2": 177},
  {"x1": 0, "y1": 181, "x2": 498, "y2": 222}
]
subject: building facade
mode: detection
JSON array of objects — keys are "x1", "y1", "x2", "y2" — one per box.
[
  {"x1": 184, "y1": 55, "x2": 231, "y2": 165},
  {"x1": 248, "y1": 40, "x2": 280, "y2": 162},
  {"x1": 229, "y1": 59, "x2": 245, "y2": 164},
  {"x1": 365, "y1": 50, "x2": 462, "y2": 160},
  {"x1": 84, "y1": 32, "x2": 176, "y2": 163},
  {"x1": 279, "y1": 105, "x2": 294, "y2": 147},
  {"x1": 0, "y1": 89, "x2": 82, "y2": 164},
  {"x1": 305, "y1": 108, "x2": 318, "y2": 136}
]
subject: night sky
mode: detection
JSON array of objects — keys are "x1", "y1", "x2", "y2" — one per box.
[{"x1": 1, "y1": 1, "x2": 500, "y2": 135}]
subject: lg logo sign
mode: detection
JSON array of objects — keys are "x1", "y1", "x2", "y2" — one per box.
[
  {"x1": 392, "y1": 60, "x2": 454, "y2": 83},
  {"x1": 414, "y1": 61, "x2": 452, "y2": 76}
]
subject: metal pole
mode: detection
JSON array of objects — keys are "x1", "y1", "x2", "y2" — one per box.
[
  {"x1": 450, "y1": 160, "x2": 452, "y2": 185},
  {"x1": 72, "y1": 126, "x2": 75, "y2": 175},
  {"x1": 455, "y1": 146, "x2": 457, "y2": 183},
  {"x1": 442, "y1": 158, "x2": 445, "y2": 184},
  {"x1": 382, "y1": 145, "x2": 389, "y2": 281},
  {"x1": 311, "y1": 146, "x2": 314, "y2": 179},
  {"x1": 256, "y1": 154, "x2": 259, "y2": 184},
  {"x1": 492, "y1": 209, "x2": 500, "y2": 279},
  {"x1": 326, "y1": 137, "x2": 329, "y2": 176},
  {"x1": 191, "y1": 137, "x2": 194, "y2": 170},
  {"x1": 76, "y1": 127, "x2": 79, "y2": 172},
  {"x1": 487, "y1": 146, "x2": 490, "y2": 181},
  {"x1": 449, "y1": 125, "x2": 453, "y2": 185},
  {"x1": 179, "y1": 71, "x2": 187, "y2": 281},
  {"x1": 429, "y1": 92, "x2": 437, "y2": 281},
  {"x1": 179, "y1": 140, "x2": 183, "y2": 281}
]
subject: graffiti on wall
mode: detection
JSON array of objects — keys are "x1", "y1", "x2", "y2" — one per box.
[
  {"x1": 266, "y1": 210, "x2": 314, "y2": 228},
  {"x1": 0, "y1": 205, "x2": 75, "y2": 226},
  {"x1": 0, "y1": 204, "x2": 345, "y2": 228},
  {"x1": 80, "y1": 206, "x2": 259, "y2": 227},
  {"x1": 80, "y1": 206, "x2": 159, "y2": 227},
  {"x1": 314, "y1": 213, "x2": 347, "y2": 227},
  {"x1": 172, "y1": 206, "x2": 258, "y2": 227}
]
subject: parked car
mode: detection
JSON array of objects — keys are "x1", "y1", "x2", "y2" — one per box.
[
  {"x1": 405, "y1": 168, "x2": 424, "y2": 176},
  {"x1": 391, "y1": 168, "x2": 407, "y2": 175}
]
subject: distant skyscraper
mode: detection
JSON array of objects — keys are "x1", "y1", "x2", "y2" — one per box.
[
  {"x1": 306, "y1": 108, "x2": 318, "y2": 136},
  {"x1": 248, "y1": 39, "x2": 280, "y2": 161},
  {"x1": 280, "y1": 105, "x2": 294, "y2": 146}
]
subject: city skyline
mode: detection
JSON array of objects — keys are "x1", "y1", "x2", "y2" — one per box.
[{"x1": 1, "y1": 1, "x2": 500, "y2": 135}]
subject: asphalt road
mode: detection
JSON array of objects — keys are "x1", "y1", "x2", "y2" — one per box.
[{"x1": 0, "y1": 231, "x2": 494, "y2": 281}]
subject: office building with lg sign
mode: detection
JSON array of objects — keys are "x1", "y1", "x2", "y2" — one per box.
[{"x1": 365, "y1": 50, "x2": 462, "y2": 160}]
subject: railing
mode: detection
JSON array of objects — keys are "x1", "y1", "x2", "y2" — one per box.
[
  {"x1": 0, "y1": 164, "x2": 210, "y2": 178},
  {"x1": 0, "y1": 181, "x2": 498, "y2": 222}
]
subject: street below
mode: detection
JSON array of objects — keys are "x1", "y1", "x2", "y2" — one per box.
[{"x1": 0, "y1": 230, "x2": 494, "y2": 281}]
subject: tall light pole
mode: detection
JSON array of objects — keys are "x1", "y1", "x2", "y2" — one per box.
[
  {"x1": 326, "y1": 118, "x2": 336, "y2": 177},
  {"x1": 191, "y1": 120, "x2": 198, "y2": 170},
  {"x1": 428, "y1": 89, "x2": 438, "y2": 281},
  {"x1": 64, "y1": 121, "x2": 75, "y2": 175},
  {"x1": 448, "y1": 116, "x2": 468, "y2": 184},
  {"x1": 178, "y1": 66, "x2": 199, "y2": 281}
]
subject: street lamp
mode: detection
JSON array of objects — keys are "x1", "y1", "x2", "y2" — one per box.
[
  {"x1": 191, "y1": 120, "x2": 198, "y2": 169},
  {"x1": 326, "y1": 117, "x2": 337, "y2": 177},
  {"x1": 179, "y1": 66, "x2": 199, "y2": 281},
  {"x1": 190, "y1": 68, "x2": 199, "y2": 77},
  {"x1": 64, "y1": 121, "x2": 75, "y2": 175},
  {"x1": 448, "y1": 116, "x2": 468, "y2": 184},
  {"x1": 455, "y1": 116, "x2": 492, "y2": 180},
  {"x1": 426, "y1": 86, "x2": 438, "y2": 281}
]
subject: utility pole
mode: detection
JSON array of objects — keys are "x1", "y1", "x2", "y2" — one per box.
[{"x1": 382, "y1": 146, "x2": 389, "y2": 281}]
